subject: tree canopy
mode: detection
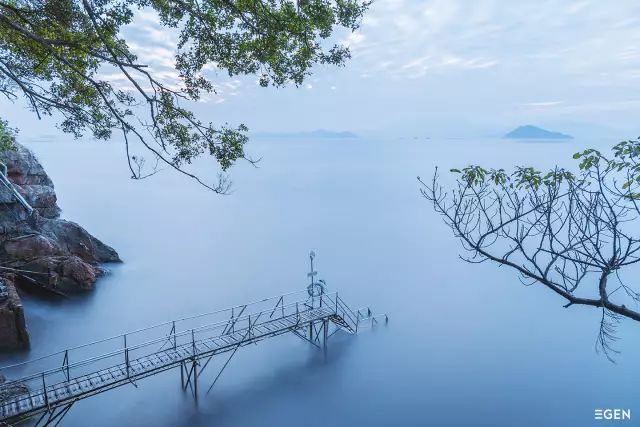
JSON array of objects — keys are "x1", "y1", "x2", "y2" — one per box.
[
  {"x1": 422, "y1": 139, "x2": 640, "y2": 360},
  {"x1": 0, "y1": 0, "x2": 368, "y2": 191}
]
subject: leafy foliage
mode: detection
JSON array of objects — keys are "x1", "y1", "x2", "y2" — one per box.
[
  {"x1": 448, "y1": 165, "x2": 575, "y2": 190},
  {"x1": 0, "y1": 0, "x2": 368, "y2": 191},
  {"x1": 0, "y1": 118, "x2": 16, "y2": 152},
  {"x1": 424, "y1": 138, "x2": 640, "y2": 361}
]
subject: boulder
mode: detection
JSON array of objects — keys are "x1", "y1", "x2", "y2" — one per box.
[
  {"x1": 0, "y1": 142, "x2": 60, "y2": 222},
  {"x1": 39, "y1": 218, "x2": 120, "y2": 263},
  {"x1": 58, "y1": 256, "x2": 101, "y2": 291},
  {"x1": 3, "y1": 234, "x2": 58, "y2": 260},
  {"x1": 19, "y1": 255, "x2": 103, "y2": 292},
  {"x1": 1, "y1": 143, "x2": 54, "y2": 187},
  {"x1": 16, "y1": 184, "x2": 59, "y2": 218}
]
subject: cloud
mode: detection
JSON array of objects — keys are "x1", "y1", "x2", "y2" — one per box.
[
  {"x1": 94, "y1": 0, "x2": 640, "y2": 132},
  {"x1": 343, "y1": 31, "x2": 367, "y2": 50},
  {"x1": 340, "y1": 0, "x2": 640, "y2": 85},
  {"x1": 522, "y1": 101, "x2": 564, "y2": 108}
]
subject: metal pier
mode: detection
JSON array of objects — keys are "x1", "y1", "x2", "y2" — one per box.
[{"x1": 0, "y1": 283, "x2": 386, "y2": 425}]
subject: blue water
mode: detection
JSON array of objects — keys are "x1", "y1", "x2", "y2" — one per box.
[{"x1": 2, "y1": 136, "x2": 639, "y2": 426}]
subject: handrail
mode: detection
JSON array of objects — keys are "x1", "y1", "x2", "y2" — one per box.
[
  {"x1": 0, "y1": 161, "x2": 33, "y2": 216},
  {"x1": 332, "y1": 295, "x2": 387, "y2": 332},
  {"x1": 0, "y1": 281, "x2": 388, "y2": 424},
  {"x1": 1, "y1": 302, "x2": 332, "y2": 408},
  {"x1": 353, "y1": 313, "x2": 389, "y2": 327},
  {"x1": 0, "y1": 294, "x2": 333, "y2": 387},
  {"x1": 0, "y1": 290, "x2": 385, "y2": 402},
  {"x1": 335, "y1": 295, "x2": 358, "y2": 329},
  {"x1": 0, "y1": 289, "x2": 323, "y2": 372}
]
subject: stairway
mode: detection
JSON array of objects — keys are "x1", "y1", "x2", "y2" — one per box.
[{"x1": 328, "y1": 314, "x2": 355, "y2": 333}]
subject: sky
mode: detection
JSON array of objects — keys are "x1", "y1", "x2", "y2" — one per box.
[{"x1": 4, "y1": 0, "x2": 640, "y2": 139}]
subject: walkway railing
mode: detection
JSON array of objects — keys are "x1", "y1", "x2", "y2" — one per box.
[
  {"x1": 0, "y1": 161, "x2": 33, "y2": 216},
  {"x1": 0, "y1": 289, "x2": 387, "y2": 424}
]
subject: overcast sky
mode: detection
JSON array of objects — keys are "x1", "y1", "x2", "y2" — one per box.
[{"x1": 4, "y1": 0, "x2": 640, "y2": 139}]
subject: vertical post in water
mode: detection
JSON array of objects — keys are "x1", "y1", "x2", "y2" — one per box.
[
  {"x1": 172, "y1": 321, "x2": 177, "y2": 350},
  {"x1": 42, "y1": 372, "x2": 49, "y2": 410},
  {"x1": 124, "y1": 334, "x2": 129, "y2": 378},
  {"x1": 231, "y1": 307, "x2": 235, "y2": 333},
  {"x1": 63, "y1": 349, "x2": 70, "y2": 382},
  {"x1": 180, "y1": 362, "x2": 185, "y2": 389},
  {"x1": 191, "y1": 329, "x2": 198, "y2": 402},
  {"x1": 193, "y1": 359, "x2": 198, "y2": 402},
  {"x1": 323, "y1": 319, "x2": 328, "y2": 351}
]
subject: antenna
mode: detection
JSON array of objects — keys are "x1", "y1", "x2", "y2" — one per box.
[{"x1": 307, "y1": 251, "x2": 317, "y2": 286}]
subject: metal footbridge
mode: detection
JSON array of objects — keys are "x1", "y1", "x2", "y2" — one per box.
[{"x1": 0, "y1": 276, "x2": 387, "y2": 425}]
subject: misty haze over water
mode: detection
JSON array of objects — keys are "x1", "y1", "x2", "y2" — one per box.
[{"x1": 1, "y1": 136, "x2": 639, "y2": 427}]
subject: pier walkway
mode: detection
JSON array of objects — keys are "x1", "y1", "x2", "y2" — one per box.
[{"x1": 0, "y1": 288, "x2": 386, "y2": 426}]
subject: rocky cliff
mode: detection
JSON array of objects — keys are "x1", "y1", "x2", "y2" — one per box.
[
  {"x1": 0, "y1": 142, "x2": 120, "y2": 349},
  {"x1": 0, "y1": 277, "x2": 28, "y2": 350}
]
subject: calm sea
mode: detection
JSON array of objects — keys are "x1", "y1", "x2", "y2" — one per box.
[{"x1": 1, "y1": 136, "x2": 638, "y2": 427}]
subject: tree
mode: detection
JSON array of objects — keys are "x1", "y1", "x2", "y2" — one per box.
[
  {"x1": 0, "y1": 118, "x2": 16, "y2": 151},
  {"x1": 0, "y1": 0, "x2": 368, "y2": 192},
  {"x1": 420, "y1": 139, "x2": 640, "y2": 360}
]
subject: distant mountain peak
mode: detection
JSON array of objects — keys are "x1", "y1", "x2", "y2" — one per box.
[{"x1": 504, "y1": 125, "x2": 573, "y2": 140}]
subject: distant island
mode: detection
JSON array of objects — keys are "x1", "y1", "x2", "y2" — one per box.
[
  {"x1": 253, "y1": 129, "x2": 358, "y2": 139},
  {"x1": 504, "y1": 125, "x2": 573, "y2": 140}
]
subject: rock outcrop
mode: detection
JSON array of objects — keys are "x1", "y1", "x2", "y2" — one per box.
[
  {"x1": 0, "y1": 143, "x2": 60, "y2": 219},
  {"x1": 0, "y1": 141, "x2": 120, "y2": 349},
  {"x1": 0, "y1": 277, "x2": 28, "y2": 350}
]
